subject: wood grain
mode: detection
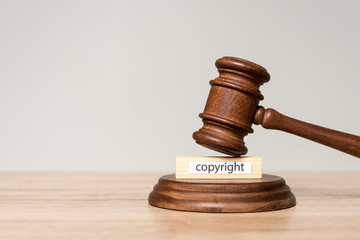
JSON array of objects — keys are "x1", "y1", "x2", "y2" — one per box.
[
  {"x1": 149, "y1": 174, "x2": 295, "y2": 212},
  {"x1": 193, "y1": 56, "x2": 360, "y2": 157},
  {"x1": 0, "y1": 172, "x2": 359, "y2": 240},
  {"x1": 254, "y1": 107, "x2": 360, "y2": 157}
]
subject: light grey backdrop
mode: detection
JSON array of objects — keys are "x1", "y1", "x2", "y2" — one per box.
[{"x1": 0, "y1": 0, "x2": 359, "y2": 171}]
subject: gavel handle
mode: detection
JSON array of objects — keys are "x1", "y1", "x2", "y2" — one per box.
[{"x1": 254, "y1": 106, "x2": 360, "y2": 158}]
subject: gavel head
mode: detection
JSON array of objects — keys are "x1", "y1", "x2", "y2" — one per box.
[{"x1": 193, "y1": 57, "x2": 270, "y2": 156}]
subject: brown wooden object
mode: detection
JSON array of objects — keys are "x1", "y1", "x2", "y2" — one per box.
[
  {"x1": 148, "y1": 174, "x2": 296, "y2": 213},
  {"x1": 193, "y1": 57, "x2": 360, "y2": 157}
]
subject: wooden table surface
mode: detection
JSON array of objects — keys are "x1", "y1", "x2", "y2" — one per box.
[{"x1": 0, "y1": 172, "x2": 359, "y2": 240}]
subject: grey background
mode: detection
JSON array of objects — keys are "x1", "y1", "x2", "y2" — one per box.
[{"x1": 0, "y1": 0, "x2": 359, "y2": 172}]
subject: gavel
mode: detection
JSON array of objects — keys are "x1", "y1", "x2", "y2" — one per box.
[{"x1": 193, "y1": 57, "x2": 360, "y2": 158}]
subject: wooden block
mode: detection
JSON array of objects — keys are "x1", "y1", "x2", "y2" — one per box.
[{"x1": 176, "y1": 156, "x2": 262, "y2": 179}]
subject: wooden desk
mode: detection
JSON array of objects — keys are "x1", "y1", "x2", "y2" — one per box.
[{"x1": 0, "y1": 172, "x2": 359, "y2": 239}]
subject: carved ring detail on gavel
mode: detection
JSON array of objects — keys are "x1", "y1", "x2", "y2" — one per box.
[{"x1": 193, "y1": 57, "x2": 360, "y2": 158}]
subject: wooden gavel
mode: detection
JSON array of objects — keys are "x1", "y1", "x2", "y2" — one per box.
[{"x1": 193, "y1": 57, "x2": 360, "y2": 158}]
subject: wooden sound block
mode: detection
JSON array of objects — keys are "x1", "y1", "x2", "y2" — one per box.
[{"x1": 148, "y1": 174, "x2": 296, "y2": 213}]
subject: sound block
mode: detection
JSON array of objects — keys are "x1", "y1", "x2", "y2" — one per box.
[{"x1": 148, "y1": 174, "x2": 296, "y2": 213}]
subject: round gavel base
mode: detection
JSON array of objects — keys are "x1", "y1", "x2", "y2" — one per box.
[{"x1": 148, "y1": 174, "x2": 296, "y2": 213}]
